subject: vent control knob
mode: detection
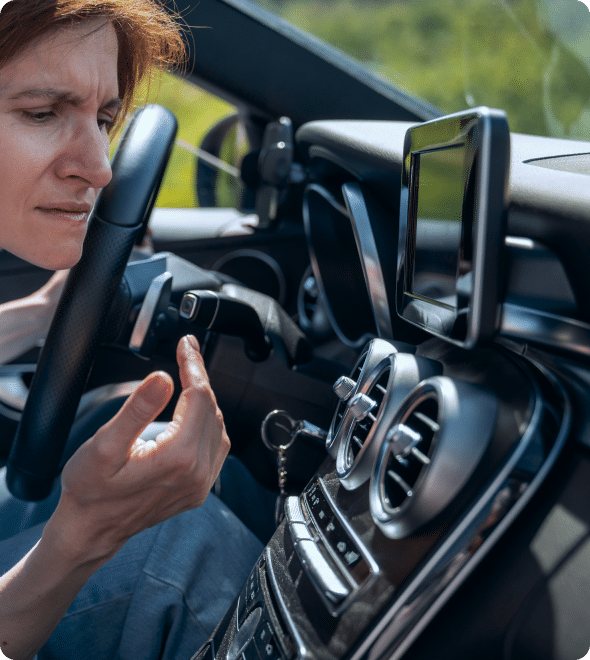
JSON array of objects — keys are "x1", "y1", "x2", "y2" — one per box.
[
  {"x1": 333, "y1": 376, "x2": 356, "y2": 402},
  {"x1": 349, "y1": 393, "x2": 376, "y2": 421},
  {"x1": 389, "y1": 423, "x2": 431, "y2": 465}
]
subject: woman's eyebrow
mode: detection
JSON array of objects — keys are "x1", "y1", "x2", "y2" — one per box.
[{"x1": 6, "y1": 87, "x2": 122, "y2": 112}]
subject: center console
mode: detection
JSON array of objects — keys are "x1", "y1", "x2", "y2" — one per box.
[{"x1": 190, "y1": 335, "x2": 569, "y2": 660}]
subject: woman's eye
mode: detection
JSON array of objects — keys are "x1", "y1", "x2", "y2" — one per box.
[
  {"x1": 98, "y1": 117, "x2": 115, "y2": 132},
  {"x1": 23, "y1": 110, "x2": 55, "y2": 122}
]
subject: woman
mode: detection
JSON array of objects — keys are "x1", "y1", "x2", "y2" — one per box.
[{"x1": 0, "y1": 2, "x2": 262, "y2": 659}]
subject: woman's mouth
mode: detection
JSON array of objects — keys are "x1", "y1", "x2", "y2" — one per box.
[{"x1": 36, "y1": 205, "x2": 92, "y2": 223}]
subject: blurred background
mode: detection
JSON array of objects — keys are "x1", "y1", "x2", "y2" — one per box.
[{"x1": 123, "y1": 0, "x2": 590, "y2": 209}]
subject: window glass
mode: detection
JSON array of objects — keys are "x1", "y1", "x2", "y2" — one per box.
[
  {"x1": 254, "y1": 0, "x2": 590, "y2": 139},
  {"x1": 111, "y1": 71, "x2": 241, "y2": 208}
]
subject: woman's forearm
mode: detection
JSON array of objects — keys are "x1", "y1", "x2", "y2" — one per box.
[
  {"x1": 0, "y1": 520, "x2": 113, "y2": 660},
  {"x1": 0, "y1": 270, "x2": 68, "y2": 365},
  {"x1": 0, "y1": 296, "x2": 47, "y2": 365}
]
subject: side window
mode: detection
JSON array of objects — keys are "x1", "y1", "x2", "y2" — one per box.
[{"x1": 112, "y1": 71, "x2": 246, "y2": 209}]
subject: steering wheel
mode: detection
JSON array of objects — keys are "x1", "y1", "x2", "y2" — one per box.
[{"x1": 6, "y1": 104, "x2": 178, "y2": 502}]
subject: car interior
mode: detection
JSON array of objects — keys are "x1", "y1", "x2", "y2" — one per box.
[{"x1": 1, "y1": 1, "x2": 590, "y2": 659}]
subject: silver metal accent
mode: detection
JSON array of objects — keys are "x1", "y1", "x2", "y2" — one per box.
[
  {"x1": 370, "y1": 376, "x2": 498, "y2": 539},
  {"x1": 264, "y1": 548, "x2": 308, "y2": 660},
  {"x1": 335, "y1": 346, "x2": 442, "y2": 491},
  {"x1": 129, "y1": 272, "x2": 172, "y2": 357},
  {"x1": 179, "y1": 292, "x2": 199, "y2": 320},
  {"x1": 353, "y1": 364, "x2": 570, "y2": 660},
  {"x1": 327, "y1": 339, "x2": 400, "y2": 458},
  {"x1": 302, "y1": 480, "x2": 380, "y2": 616},
  {"x1": 285, "y1": 496, "x2": 350, "y2": 609},
  {"x1": 225, "y1": 606, "x2": 262, "y2": 660},
  {"x1": 389, "y1": 423, "x2": 422, "y2": 460},
  {"x1": 342, "y1": 181, "x2": 394, "y2": 340},
  {"x1": 302, "y1": 183, "x2": 374, "y2": 349},
  {"x1": 333, "y1": 376, "x2": 356, "y2": 401},
  {"x1": 348, "y1": 393, "x2": 376, "y2": 421},
  {"x1": 501, "y1": 302, "x2": 590, "y2": 358}
]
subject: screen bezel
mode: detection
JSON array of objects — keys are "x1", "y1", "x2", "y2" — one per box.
[{"x1": 396, "y1": 107, "x2": 510, "y2": 348}]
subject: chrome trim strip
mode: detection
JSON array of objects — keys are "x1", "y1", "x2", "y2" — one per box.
[
  {"x1": 348, "y1": 361, "x2": 570, "y2": 660},
  {"x1": 129, "y1": 271, "x2": 173, "y2": 357},
  {"x1": 286, "y1": 479, "x2": 381, "y2": 618},
  {"x1": 500, "y1": 302, "x2": 590, "y2": 357},
  {"x1": 342, "y1": 182, "x2": 394, "y2": 340},
  {"x1": 264, "y1": 547, "x2": 308, "y2": 660},
  {"x1": 317, "y1": 479, "x2": 381, "y2": 581},
  {"x1": 286, "y1": 496, "x2": 351, "y2": 614}
]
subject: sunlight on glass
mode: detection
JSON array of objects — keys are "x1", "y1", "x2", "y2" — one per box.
[
  {"x1": 111, "y1": 71, "x2": 237, "y2": 208},
  {"x1": 254, "y1": 0, "x2": 590, "y2": 138}
]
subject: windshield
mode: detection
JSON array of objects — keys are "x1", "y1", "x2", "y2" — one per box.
[{"x1": 254, "y1": 0, "x2": 590, "y2": 139}]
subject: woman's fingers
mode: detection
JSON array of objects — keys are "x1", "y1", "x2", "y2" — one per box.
[{"x1": 95, "y1": 370, "x2": 175, "y2": 475}]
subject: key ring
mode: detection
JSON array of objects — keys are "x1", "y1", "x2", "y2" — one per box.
[{"x1": 261, "y1": 409, "x2": 298, "y2": 453}]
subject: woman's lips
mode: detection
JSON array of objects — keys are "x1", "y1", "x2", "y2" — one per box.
[{"x1": 36, "y1": 206, "x2": 91, "y2": 222}]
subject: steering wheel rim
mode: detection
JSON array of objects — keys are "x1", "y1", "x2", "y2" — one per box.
[{"x1": 6, "y1": 104, "x2": 178, "y2": 502}]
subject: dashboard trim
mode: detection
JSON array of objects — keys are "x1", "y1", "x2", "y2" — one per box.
[
  {"x1": 500, "y1": 302, "x2": 590, "y2": 358},
  {"x1": 348, "y1": 359, "x2": 570, "y2": 660},
  {"x1": 342, "y1": 182, "x2": 394, "y2": 340}
]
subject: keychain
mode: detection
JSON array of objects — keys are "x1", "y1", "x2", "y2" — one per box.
[
  {"x1": 261, "y1": 410, "x2": 298, "y2": 526},
  {"x1": 261, "y1": 409, "x2": 328, "y2": 526}
]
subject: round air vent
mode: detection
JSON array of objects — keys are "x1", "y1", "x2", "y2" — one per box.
[
  {"x1": 336, "y1": 351, "x2": 442, "y2": 491},
  {"x1": 326, "y1": 345, "x2": 370, "y2": 458},
  {"x1": 370, "y1": 376, "x2": 498, "y2": 539},
  {"x1": 378, "y1": 396, "x2": 438, "y2": 511}
]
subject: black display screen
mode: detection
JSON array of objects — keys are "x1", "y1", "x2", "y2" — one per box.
[
  {"x1": 408, "y1": 145, "x2": 469, "y2": 312},
  {"x1": 397, "y1": 107, "x2": 510, "y2": 348}
]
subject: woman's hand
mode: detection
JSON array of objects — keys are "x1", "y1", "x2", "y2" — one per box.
[{"x1": 45, "y1": 335, "x2": 230, "y2": 562}]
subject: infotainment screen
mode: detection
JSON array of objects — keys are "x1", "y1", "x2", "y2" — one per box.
[{"x1": 397, "y1": 107, "x2": 510, "y2": 348}]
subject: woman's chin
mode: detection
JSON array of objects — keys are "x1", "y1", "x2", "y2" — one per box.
[{"x1": 21, "y1": 246, "x2": 82, "y2": 271}]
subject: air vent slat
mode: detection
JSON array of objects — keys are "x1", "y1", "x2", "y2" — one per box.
[
  {"x1": 412, "y1": 410, "x2": 440, "y2": 433},
  {"x1": 387, "y1": 470, "x2": 413, "y2": 498},
  {"x1": 411, "y1": 447, "x2": 431, "y2": 465},
  {"x1": 352, "y1": 435, "x2": 364, "y2": 449},
  {"x1": 347, "y1": 367, "x2": 390, "y2": 463},
  {"x1": 381, "y1": 396, "x2": 438, "y2": 511}
]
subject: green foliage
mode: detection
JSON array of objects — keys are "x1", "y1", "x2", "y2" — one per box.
[
  {"x1": 116, "y1": 0, "x2": 590, "y2": 208},
  {"x1": 261, "y1": 0, "x2": 590, "y2": 138},
  {"x1": 111, "y1": 71, "x2": 236, "y2": 208}
]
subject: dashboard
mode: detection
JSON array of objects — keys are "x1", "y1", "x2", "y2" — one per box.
[{"x1": 188, "y1": 113, "x2": 590, "y2": 660}]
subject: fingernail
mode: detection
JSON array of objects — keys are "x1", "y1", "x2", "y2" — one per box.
[
  {"x1": 186, "y1": 334, "x2": 200, "y2": 352},
  {"x1": 137, "y1": 372, "x2": 172, "y2": 411}
]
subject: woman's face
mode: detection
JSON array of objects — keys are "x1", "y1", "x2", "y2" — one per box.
[{"x1": 0, "y1": 19, "x2": 120, "y2": 270}]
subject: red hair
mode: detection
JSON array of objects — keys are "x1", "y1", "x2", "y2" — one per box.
[{"x1": 0, "y1": 0, "x2": 187, "y2": 129}]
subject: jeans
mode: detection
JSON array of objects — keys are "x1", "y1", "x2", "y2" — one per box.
[{"x1": 0, "y1": 483, "x2": 263, "y2": 659}]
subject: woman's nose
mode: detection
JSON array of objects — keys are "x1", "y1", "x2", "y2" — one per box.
[{"x1": 54, "y1": 119, "x2": 113, "y2": 190}]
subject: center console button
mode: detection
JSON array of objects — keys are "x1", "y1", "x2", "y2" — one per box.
[
  {"x1": 238, "y1": 565, "x2": 261, "y2": 626},
  {"x1": 243, "y1": 641, "x2": 262, "y2": 660},
  {"x1": 254, "y1": 622, "x2": 281, "y2": 660},
  {"x1": 227, "y1": 607, "x2": 263, "y2": 660}
]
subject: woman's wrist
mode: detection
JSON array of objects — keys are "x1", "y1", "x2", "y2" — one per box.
[{"x1": 41, "y1": 499, "x2": 121, "y2": 569}]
